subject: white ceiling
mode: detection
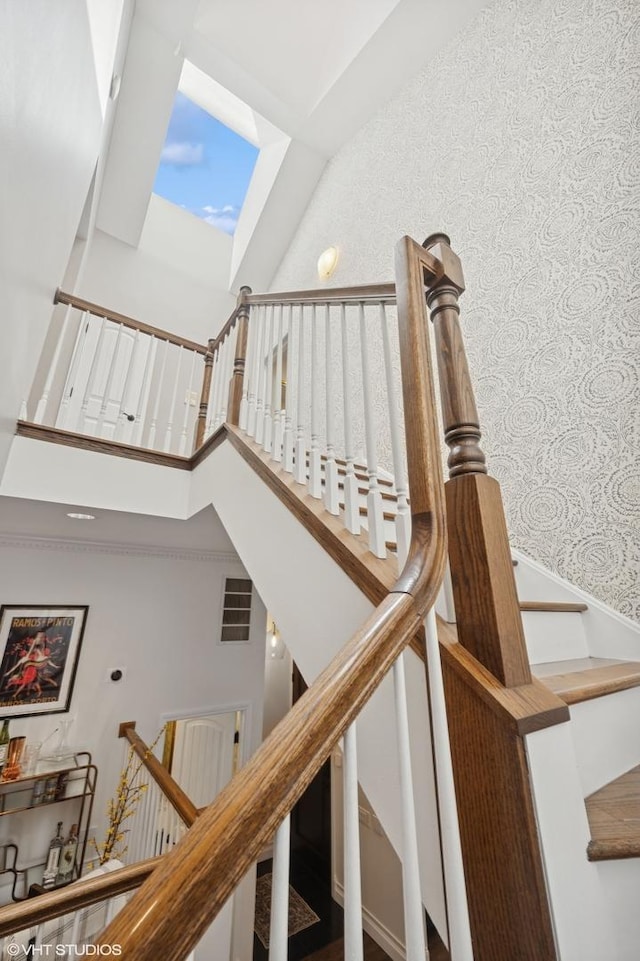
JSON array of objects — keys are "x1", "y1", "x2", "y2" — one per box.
[
  {"x1": 96, "y1": 0, "x2": 490, "y2": 291},
  {"x1": 0, "y1": 498, "x2": 236, "y2": 555}
]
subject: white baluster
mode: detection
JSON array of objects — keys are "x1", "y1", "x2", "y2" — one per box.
[
  {"x1": 77, "y1": 315, "x2": 107, "y2": 434},
  {"x1": 239, "y1": 306, "x2": 254, "y2": 432},
  {"x1": 206, "y1": 348, "x2": 222, "y2": 437},
  {"x1": 268, "y1": 815, "x2": 291, "y2": 961},
  {"x1": 359, "y1": 304, "x2": 386, "y2": 557},
  {"x1": 247, "y1": 305, "x2": 265, "y2": 438},
  {"x1": 283, "y1": 305, "x2": 295, "y2": 472},
  {"x1": 294, "y1": 304, "x2": 307, "y2": 485},
  {"x1": 179, "y1": 351, "x2": 198, "y2": 455},
  {"x1": 308, "y1": 304, "x2": 321, "y2": 498},
  {"x1": 272, "y1": 305, "x2": 284, "y2": 462},
  {"x1": 255, "y1": 306, "x2": 270, "y2": 446},
  {"x1": 343, "y1": 725, "x2": 364, "y2": 961},
  {"x1": 219, "y1": 326, "x2": 238, "y2": 425},
  {"x1": 133, "y1": 336, "x2": 157, "y2": 448},
  {"x1": 114, "y1": 330, "x2": 141, "y2": 442},
  {"x1": 36, "y1": 304, "x2": 76, "y2": 424},
  {"x1": 263, "y1": 305, "x2": 274, "y2": 454},
  {"x1": 341, "y1": 303, "x2": 361, "y2": 534},
  {"x1": 393, "y1": 653, "x2": 429, "y2": 961},
  {"x1": 96, "y1": 323, "x2": 124, "y2": 438},
  {"x1": 323, "y1": 304, "x2": 340, "y2": 514},
  {"x1": 58, "y1": 310, "x2": 91, "y2": 429},
  {"x1": 425, "y1": 608, "x2": 473, "y2": 959},
  {"x1": 164, "y1": 345, "x2": 183, "y2": 452},
  {"x1": 148, "y1": 339, "x2": 170, "y2": 451},
  {"x1": 380, "y1": 303, "x2": 411, "y2": 566}
]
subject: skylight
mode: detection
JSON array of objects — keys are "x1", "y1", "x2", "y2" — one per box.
[{"x1": 153, "y1": 92, "x2": 259, "y2": 236}]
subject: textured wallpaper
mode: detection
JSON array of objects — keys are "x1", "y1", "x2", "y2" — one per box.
[{"x1": 271, "y1": 0, "x2": 640, "y2": 620}]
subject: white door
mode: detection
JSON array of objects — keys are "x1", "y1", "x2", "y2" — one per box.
[
  {"x1": 59, "y1": 319, "x2": 152, "y2": 443},
  {"x1": 170, "y1": 712, "x2": 239, "y2": 809}
]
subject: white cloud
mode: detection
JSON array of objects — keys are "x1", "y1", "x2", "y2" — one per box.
[
  {"x1": 160, "y1": 141, "x2": 205, "y2": 166},
  {"x1": 200, "y1": 205, "x2": 239, "y2": 235}
]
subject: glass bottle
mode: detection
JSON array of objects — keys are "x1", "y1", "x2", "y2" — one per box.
[
  {"x1": 0, "y1": 720, "x2": 10, "y2": 774},
  {"x1": 57, "y1": 823, "x2": 78, "y2": 885},
  {"x1": 42, "y1": 821, "x2": 64, "y2": 889}
]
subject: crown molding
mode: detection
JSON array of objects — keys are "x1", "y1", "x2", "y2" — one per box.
[{"x1": 0, "y1": 533, "x2": 241, "y2": 565}]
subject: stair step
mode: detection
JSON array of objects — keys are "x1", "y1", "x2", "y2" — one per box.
[
  {"x1": 356, "y1": 505, "x2": 397, "y2": 522},
  {"x1": 519, "y1": 601, "x2": 588, "y2": 613},
  {"x1": 534, "y1": 658, "x2": 640, "y2": 705},
  {"x1": 332, "y1": 480, "x2": 398, "y2": 503},
  {"x1": 586, "y1": 765, "x2": 640, "y2": 861}
]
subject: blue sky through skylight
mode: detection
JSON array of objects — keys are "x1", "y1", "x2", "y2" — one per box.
[{"x1": 153, "y1": 92, "x2": 259, "y2": 235}]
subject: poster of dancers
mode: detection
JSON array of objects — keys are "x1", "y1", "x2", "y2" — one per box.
[{"x1": 0, "y1": 606, "x2": 88, "y2": 717}]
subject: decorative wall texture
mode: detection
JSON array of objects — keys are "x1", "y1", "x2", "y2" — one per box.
[{"x1": 271, "y1": 0, "x2": 640, "y2": 620}]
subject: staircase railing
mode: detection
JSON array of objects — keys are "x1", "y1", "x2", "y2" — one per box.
[
  {"x1": 21, "y1": 235, "x2": 571, "y2": 961},
  {"x1": 86, "y1": 238, "x2": 448, "y2": 961}
]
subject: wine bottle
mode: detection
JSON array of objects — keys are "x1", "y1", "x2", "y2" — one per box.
[
  {"x1": 57, "y1": 823, "x2": 78, "y2": 885},
  {"x1": 42, "y1": 821, "x2": 64, "y2": 889},
  {"x1": 0, "y1": 720, "x2": 10, "y2": 774}
]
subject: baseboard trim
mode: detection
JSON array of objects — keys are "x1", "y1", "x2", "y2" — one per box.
[{"x1": 333, "y1": 879, "x2": 406, "y2": 961}]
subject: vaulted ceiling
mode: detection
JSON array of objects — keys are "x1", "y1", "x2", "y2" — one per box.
[{"x1": 96, "y1": 0, "x2": 489, "y2": 292}]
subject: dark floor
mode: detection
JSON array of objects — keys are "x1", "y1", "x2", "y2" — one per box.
[{"x1": 253, "y1": 854, "x2": 449, "y2": 961}]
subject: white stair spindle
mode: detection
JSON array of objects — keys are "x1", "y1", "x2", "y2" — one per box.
[
  {"x1": 96, "y1": 322, "x2": 124, "y2": 438},
  {"x1": 380, "y1": 303, "x2": 411, "y2": 566},
  {"x1": 77, "y1": 315, "x2": 108, "y2": 433},
  {"x1": 308, "y1": 304, "x2": 322, "y2": 498},
  {"x1": 268, "y1": 815, "x2": 291, "y2": 961},
  {"x1": 341, "y1": 303, "x2": 361, "y2": 534},
  {"x1": 58, "y1": 309, "x2": 91, "y2": 428},
  {"x1": 425, "y1": 608, "x2": 473, "y2": 959},
  {"x1": 207, "y1": 347, "x2": 222, "y2": 437},
  {"x1": 216, "y1": 332, "x2": 233, "y2": 427},
  {"x1": 148, "y1": 338, "x2": 170, "y2": 451},
  {"x1": 179, "y1": 349, "x2": 198, "y2": 455},
  {"x1": 393, "y1": 652, "x2": 429, "y2": 961},
  {"x1": 239, "y1": 306, "x2": 254, "y2": 431},
  {"x1": 247, "y1": 305, "x2": 264, "y2": 438},
  {"x1": 283, "y1": 305, "x2": 295, "y2": 472},
  {"x1": 114, "y1": 329, "x2": 141, "y2": 442},
  {"x1": 294, "y1": 304, "x2": 307, "y2": 485},
  {"x1": 359, "y1": 304, "x2": 386, "y2": 557},
  {"x1": 36, "y1": 304, "x2": 75, "y2": 423},
  {"x1": 272, "y1": 304, "x2": 285, "y2": 461},
  {"x1": 220, "y1": 325, "x2": 238, "y2": 425},
  {"x1": 343, "y1": 725, "x2": 364, "y2": 961},
  {"x1": 164, "y1": 345, "x2": 183, "y2": 452},
  {"x1": 255, "y1": 306, "x2": 269, "y2": 445},
  {"x1": 263, "y1": 305, "x2": 274, "y2": 453},
  {"x1": 323, "y1": 304, "x2": 340, "y2": 514},
  {"x1": 133, "y1": 335, "x2": 157, "y2": 447}
]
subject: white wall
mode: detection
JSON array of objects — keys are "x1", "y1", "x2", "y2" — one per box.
[
  {"x1": 0, "y1": 0, "x2": 104, "y2": 475},
  {"x1": 270, "y1": 0, "x2": 640, "y2": 623},
  {"x1": 80, "y1": 197, "x2": 237, "y2": 344},
  {"x1": 0, "y1": 537, "x2": 266, "y2": 896}
]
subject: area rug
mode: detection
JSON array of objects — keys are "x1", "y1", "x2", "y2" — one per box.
[{"x1": 254, "y1": 872, "x2": 320, "y2": 948}]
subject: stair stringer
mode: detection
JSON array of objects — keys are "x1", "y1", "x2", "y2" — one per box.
[{"x1": 191, "y1": 438, "x2": 460, "y2": 953}]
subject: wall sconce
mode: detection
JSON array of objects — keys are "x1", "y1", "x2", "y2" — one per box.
[
  {"x1": 317, "y1": 246, "x2": 339, "y2": 280},
  {"x1": 268, "y1": 621, "x2": 285, "y2": 659}
]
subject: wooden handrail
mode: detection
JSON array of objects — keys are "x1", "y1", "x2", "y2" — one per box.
[
  {"x1": 54, "y1": 290, "x2": 208, "y2": 355},
  {"x1": 118, "y1": 722, "x2": 198, "y2": 827},
  {"x1": 0, "y1": 858, "x2": 160, "y2": 937},
  {"x1": 246, "y1": 281, "x2": 396, "y2": 306},
  {"x1": 95, "y1": 241, "x2": 447, "y2": 961}
]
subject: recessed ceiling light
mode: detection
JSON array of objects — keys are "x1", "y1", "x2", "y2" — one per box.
[{"x1": 66, "y1": 512, "x2": 96, "y2": 521}]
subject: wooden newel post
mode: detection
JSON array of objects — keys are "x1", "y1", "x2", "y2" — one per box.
[
  {"x1": 227, "y1": 286, "x2": 252, "y2": 427},
  {"x1": 194, "y1": 340, "x2": 215, "y2": 451},
  {"x1": 424, "y1": 233, "x2": 531, "y2": 687}
]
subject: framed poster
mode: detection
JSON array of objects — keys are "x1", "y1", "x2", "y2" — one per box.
[{"x1": 0, "y1": 606, "x2": 88, "y2": 718}]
